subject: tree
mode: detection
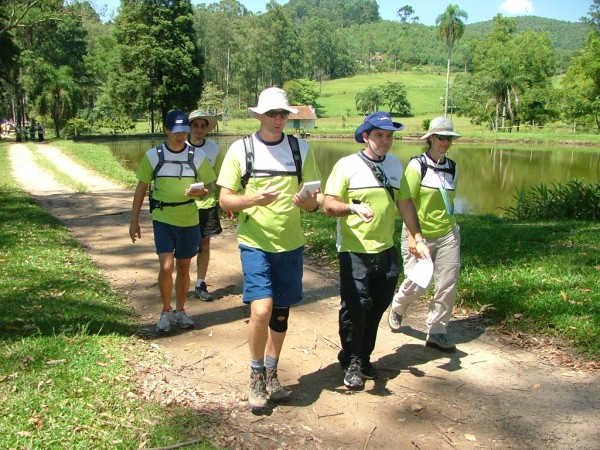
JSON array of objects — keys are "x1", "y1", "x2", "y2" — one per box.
[
  {"x1": 355, "y1": 87, "x2": 382, "y2": 115},
  {"x1": 560, "y1": 33, "x2": 600, "y2": 130},
  {"x1": 33, "y1": 64, "x2": 81, "y2": 137},
  {"x1": 436, "y1": 4, "x2": 468, "y2": 117},
  {"x1": 453, "y1": 15, "x2": 556, "y2": 131},
  {"x1": 113, "y1": 0, "x2": 203, "y2": 130},
  {"x1": 283, "y1": 79, "x2": 319, "y2": 106},
  {"x1": 397, "y1": 5, "x2": 419, "y2": 24},
  {"x1": 381, "y1": 81, "x2": 411, "y2": 115}
]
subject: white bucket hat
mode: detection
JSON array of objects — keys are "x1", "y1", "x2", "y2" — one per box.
[
  {"x1": 421, "y1": 117, "x2": 461, "y2": 140},
  {"x1": 248, "y1": 87, "x2": 299, "y2": 116},
  {"x1": 188, "y1": 110, "x2": 217, "y2": 132}
]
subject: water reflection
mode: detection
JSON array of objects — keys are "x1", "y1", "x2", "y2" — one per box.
[{"x1": 101, "y1": 136, "x2": 600, "y2": 216}]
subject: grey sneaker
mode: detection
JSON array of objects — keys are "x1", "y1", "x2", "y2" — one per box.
[
  {"x1": 344, "y1": 363, "x2": 364, "y2": 390},
  {"x1": 194, "y1": 282, "x2": 213, "y2": 301},
  {"x1": 388, "y1": 308, "x2": 403, "y2": 332},
  {"x1": 156, "y1": 311, "x2": 172, "y2": 333},
  {"x1": 266, "y1": 368, "x2": 289, "y2": 402},
  {"x1": 426, "y1": 333, "x2": 456, "y2": 353},
  {"x1": 248, "y1": 368, "x2": 269, "y2": 409},
  {"x1": 172, "y1": 310, "x2": 195, "y2": 329}
]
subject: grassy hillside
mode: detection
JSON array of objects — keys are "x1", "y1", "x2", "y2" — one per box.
[{"x1": 316, "y1": 70, "x2": 472, "y2": 135}]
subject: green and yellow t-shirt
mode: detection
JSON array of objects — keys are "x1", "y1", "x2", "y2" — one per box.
[
  {"x1": 217, "y1": 133, "x2": 321, "y2": 253},
  {"x1": 136, "y1": 143, "x2": 217, "y2": 227},
  {"x1": 324, "y1": 151, "x2": 411, "y2": 254},
  {"x1": 401, "y1": 153, "x2": 458, "y2": 238}
]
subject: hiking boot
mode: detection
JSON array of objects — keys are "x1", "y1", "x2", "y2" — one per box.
[
  {"x1": 426, "y1": 333, "x2": 456, "y2": 353},
  {"x1": 344, "y1": 363, "x2": 364, "y2": 390},
  {"x1": 388, "y1": 308, "x2": 403, "y2": 332},
  {"x1": 156, "y1": 311, "x2": 172, "y2": 333},
  {"x1": 172, "y1": 310, "x2": 195, "y2": 329},
  {"x1": 194, "y1": 282, "x2": 213, "y2": 301},
  {"x1": 266, "y1": 368, "x2": 289, "y2": 402},
  {"x1": 248, "y1": 368, "x2": 269, "y2": 409},
  {"x1": 360, "y1": 362, "x2": 379, "y2": 380}
]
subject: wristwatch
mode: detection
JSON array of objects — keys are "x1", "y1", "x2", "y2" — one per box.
[{"x1": 415, "y1": 238, "x2": 427, "y2": 244}]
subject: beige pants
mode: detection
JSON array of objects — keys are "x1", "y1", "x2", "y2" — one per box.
[{"x1": 391, "y1": 226, "x2": 461, "y2": 335}]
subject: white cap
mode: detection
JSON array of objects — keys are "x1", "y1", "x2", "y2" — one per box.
[{"x1": 248, "y1": 87, "x2": 299, "y2": 116}]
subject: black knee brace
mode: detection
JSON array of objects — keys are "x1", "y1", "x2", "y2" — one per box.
[{"x1": 269, "y1": 306, "x2": 290, "y2": 333}]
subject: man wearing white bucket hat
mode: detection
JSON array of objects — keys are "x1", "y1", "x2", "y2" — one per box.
[
  {"x1": 389, "y1": 116, "x2": 462, "y2": 353},
  {"x1": 217, "y1": 87, "x2": 323, "y2": 409}
]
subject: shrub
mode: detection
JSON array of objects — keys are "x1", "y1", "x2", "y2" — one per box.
[{"x1": 501, "y1": 179, "x2": 600, "y2": 221}]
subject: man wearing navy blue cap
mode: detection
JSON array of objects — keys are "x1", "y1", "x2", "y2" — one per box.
[
  {"x1": 323, "y1": 111, "x2": 430, "y2": 390},
  {"x1": 129, "y1": 110, "x2": 217, "y2": 333}
]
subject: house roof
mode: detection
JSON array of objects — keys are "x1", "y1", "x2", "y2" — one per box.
[{"x1": 289, "y1": 105, "x2": 318, "y2": 120}]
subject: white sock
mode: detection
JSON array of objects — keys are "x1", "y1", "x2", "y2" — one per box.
[{"x1": 195, "y1": 279, "x2": 205, "y2": 287}]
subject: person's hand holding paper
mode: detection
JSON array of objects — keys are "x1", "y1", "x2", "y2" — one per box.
[{"x1": 407, "y1": 255, "x2": 434, "y2": 288}]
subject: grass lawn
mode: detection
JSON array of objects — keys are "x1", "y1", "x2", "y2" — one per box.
[
  {"x1": 0, "y1": 140, "x2": 218, "y2": 449},
  {"x1": 301, "y1": 211, "x2": 600, "y2": 359}
]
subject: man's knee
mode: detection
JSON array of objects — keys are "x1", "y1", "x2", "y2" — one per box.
[{"x1": 269, "y1": 306, "x2": 290, "y2": 333}]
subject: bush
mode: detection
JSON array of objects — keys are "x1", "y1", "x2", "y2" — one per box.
[{"x1": 501, "y1": 179, "x2": 600, "y2": 221}]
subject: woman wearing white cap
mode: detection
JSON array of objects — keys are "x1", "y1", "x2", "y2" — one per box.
[{"x1": 389, "y1": 116, "x2": 461, "y2": 353}]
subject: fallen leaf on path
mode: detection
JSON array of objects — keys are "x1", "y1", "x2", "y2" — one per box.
[{"x1": 465, "y1": 433, "x2": 477, "y2": 441}]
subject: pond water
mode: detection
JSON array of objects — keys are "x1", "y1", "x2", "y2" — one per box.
[{"x1": 101, "y1": 136, "x2": 600, "y2": 216}]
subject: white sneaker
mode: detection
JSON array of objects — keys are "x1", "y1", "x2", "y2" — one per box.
[
  {"x1": 388, "y1": 308, "x2": 403, "y2": 332},
  {"x1": 156, "y1": 311, "x2": 173, "y2": 333},
  {"x1": 172, "y1": 310, "x2": 195, "y2": 329}
]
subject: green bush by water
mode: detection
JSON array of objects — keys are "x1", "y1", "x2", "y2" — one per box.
[{"x1": 502, "y1": 179, "x2": 600, "y2": 221}]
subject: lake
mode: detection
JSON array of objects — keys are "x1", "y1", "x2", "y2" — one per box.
[{"x1": 101, "y1": 136, "x2": 600, "y2": 216}]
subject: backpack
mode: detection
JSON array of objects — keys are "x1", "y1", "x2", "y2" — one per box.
[
  {"x1": 240, "y1": 134, "x2": 302, "y2": 189},
  {"x1": 411, "y1": 154, "x2": 456, "y2": 180},
  {"x1": 148, "y1": 144, "x2": 198, "y2": 212}
]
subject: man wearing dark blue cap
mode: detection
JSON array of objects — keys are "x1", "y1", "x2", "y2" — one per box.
[
  {"x1": 323, "y1": 111, "x2": 430, "y2": 390},
  {"x1": 129, "y1": 110, "x2": 217, "y2": 333}
]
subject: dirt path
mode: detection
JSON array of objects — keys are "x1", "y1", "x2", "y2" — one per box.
[{"x1": 8, "y1": 142, "x2": 600, "y2": 449}]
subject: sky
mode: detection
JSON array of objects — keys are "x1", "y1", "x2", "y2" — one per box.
[{"x1": 97, "y1": 0, "x2": 593, "y2": 25}]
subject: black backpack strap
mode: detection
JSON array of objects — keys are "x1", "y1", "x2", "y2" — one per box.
[
  {"x1": 186, "y1": 144, "x2": 198, "y2": 180},
  {"x1": 357, "y1": 151, "x2": 395, "y2": 199},
  {"x1": 411, "y1": 154, "x2": 456, "y2": 179},
  {"x1": 241, "y1": 135, "x2": 254, "y2": 189},
  {"x1": 287, "y1": 135, "x2": 303, "y2": 185},
  {"x1": 241, "y1": 134, "x2": 302, "y2": 189},
  {"x1": 152, "y1": 144, "x2": 165, "y2": 186},
  {"x1": 411, "y1": 154, "x2": 428, "y2": 179}
]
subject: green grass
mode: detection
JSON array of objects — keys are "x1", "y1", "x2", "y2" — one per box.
[
  {"x1": 301, "y1": 211, "x2": 600, "y2": 359},
  {"x1": 53, "y1": 140, "x2": 138, "y2": 189},
  {"x1": 26, "y1": 142, "x2": 88, "y2": 192},
  {"x1": 0, "y1": 140, "x2": 220, "y2": 449}
]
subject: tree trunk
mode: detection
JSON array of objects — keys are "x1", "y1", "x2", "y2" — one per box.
[{"x1": 444, "y1": 52, "x2": 451, "y2": 117}]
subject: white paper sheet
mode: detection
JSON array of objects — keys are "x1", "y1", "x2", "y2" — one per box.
[{"x1": 408, "y1": 255, "x2": 434, "y2": 289}]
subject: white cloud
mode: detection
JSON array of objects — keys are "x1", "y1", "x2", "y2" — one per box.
[{"x1": 499, "y1": 0, "x2": 535, "y2": 15}]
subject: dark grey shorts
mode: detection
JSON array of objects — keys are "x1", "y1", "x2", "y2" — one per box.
[{"x1": 198, "y1": 205, "x2": 223, "y2": 239}]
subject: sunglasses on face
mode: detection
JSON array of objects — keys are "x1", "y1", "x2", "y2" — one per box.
[
  {"x1": 264, "y1": 110, "x2": 290, "y2": 119},
  {"x1": 434, "y1": 134, "x2": 455, "y2": 142}
]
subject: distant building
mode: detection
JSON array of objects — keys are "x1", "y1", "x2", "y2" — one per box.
[{"x1": 285, "y1": 105, "x2": 318, "y2": 132}]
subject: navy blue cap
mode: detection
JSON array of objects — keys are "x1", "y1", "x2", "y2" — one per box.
[
  {"x1": 164, "y1": 110, "x2": 190, "y2": 133},
  {"x1": 354, "y1": 111, "x2": 404, "y2": 143}
]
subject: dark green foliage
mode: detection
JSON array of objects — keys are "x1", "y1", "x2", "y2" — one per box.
[
  {"x1": 113, "y1": 0, "x2": 203, "y2": 120},
  {"x1": 501, "y1": 179, "x2": 600, "y2": 221}
]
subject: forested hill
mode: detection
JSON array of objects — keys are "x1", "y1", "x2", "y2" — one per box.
[
  {"x1": 466, "y1": 16, "x2": 590, "y2": 67},
  {"x1": 340, "y1": 15, "x2": 590, "y2": 73}
]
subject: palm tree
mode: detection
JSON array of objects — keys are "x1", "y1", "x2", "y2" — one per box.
[{"x1": 436, "y1": 4, "x2": 468, "y2": 117}]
